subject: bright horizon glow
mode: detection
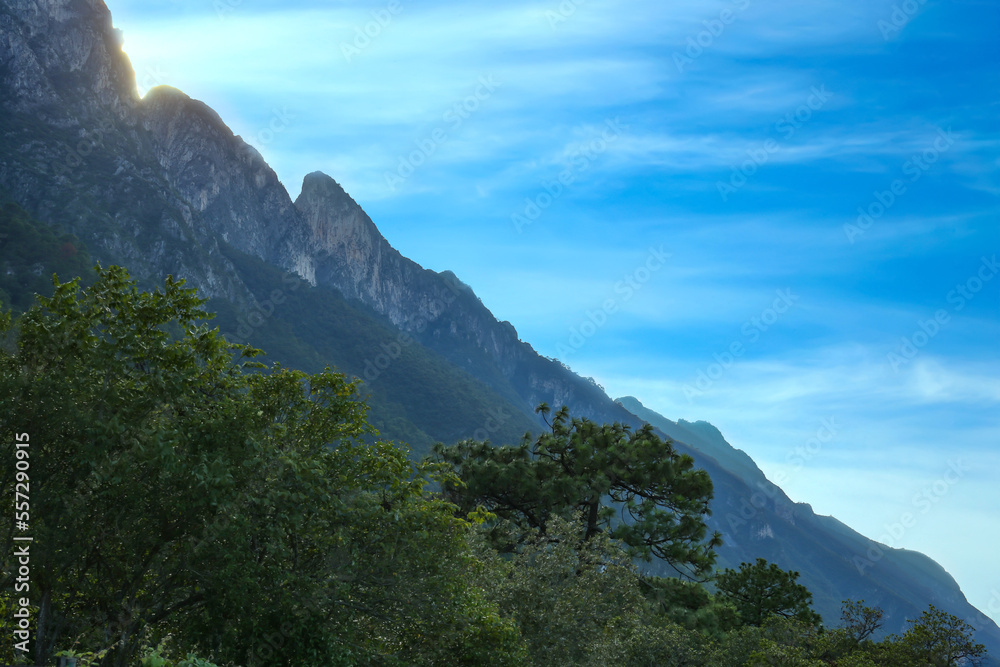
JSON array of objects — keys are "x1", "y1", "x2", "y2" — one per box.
[{"x1": 106, "y1": 0, "x2": 1000, "y2": 626}]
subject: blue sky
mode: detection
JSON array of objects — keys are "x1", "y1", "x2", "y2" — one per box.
[{"x1": 106, "y1": 0, "x2": 999, "y2": 623}]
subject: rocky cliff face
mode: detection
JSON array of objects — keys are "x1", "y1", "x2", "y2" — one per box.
[
  {"x1": 0, "y1": 0, "x2": 247, "y2": 301},
  {"x1": 294, "y1": 171, "x2": 453, "y2": 325},
  {"x1": 293, "y1": 170, "x2": 641, "y2": 424},
  {"x1": 0, "y1": 0, "x2": 138, "y2": 119},
  {"x1": 140, "y1": 85, "x2": 315, "y2": 279}
]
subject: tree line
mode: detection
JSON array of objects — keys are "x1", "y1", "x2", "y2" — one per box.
[{"x1": 0, "y1": 266, "x2": 988, "y2": 666}]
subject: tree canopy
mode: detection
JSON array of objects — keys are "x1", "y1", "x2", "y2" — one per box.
[
  {"x1": 0, "y1": 265, "x2": 989, "y2": 667},
  {"x1": 715, "y1": 558, "x2": 822, "y2": 628},
  {"x1": 433, "y1": 403, "x2": 723, "y2": 579},
  {"x1": 0, "y1": 265, "x2": 523, "y2": 666},
  {"x1": 881, "y1": 606, "x2": 987, "y2": 667}
]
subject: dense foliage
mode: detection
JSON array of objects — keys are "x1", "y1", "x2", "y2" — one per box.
[
  {"x1": 716, "y1": 558, "x2": 822, "y2": 627},
  {"x1": 0, "y1": 266, "x2": 989, "y2": 666},
  {"x1": 433, "y1": 404, "x2": 723, "y2": 579},
  {"x1": 0, "y1": 266, "x2": 522, "y2": 666}
]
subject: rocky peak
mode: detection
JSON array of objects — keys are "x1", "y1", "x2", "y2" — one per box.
[
  {"x1": 140, "y1": 87, "x2": 315, "y2": 280},
  {"x1": 0, "y1": 0, "x2": 138, "y2": 119},
  {"x1": 299, "y1": 170, "x2": 357, "y2": 210},
  {"x1": 142, "y1": 86, "x2": 230, "y2": 137},
  {"x1": 294, "y1": 170, "x2": 413, "y2": 300},
  {"x1": 296, "y1": 171, "x2": 381, "y2": 255}
]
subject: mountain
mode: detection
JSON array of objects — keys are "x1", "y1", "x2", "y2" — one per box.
[
  {"x1": 0, "y1": 0, "x2": 635, "y2": 438},
  {"x1": 618, "y1": 396, "x2": 768, "y2": 487},
  {"x1": 0, "y1": 0, "x2": 548, "y2": 452},
  {"x1": 1, "y1": 0, "x2": 997, "y2": 660}
]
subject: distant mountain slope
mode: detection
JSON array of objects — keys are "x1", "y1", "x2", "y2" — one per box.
[
  {"x1": 1, "y1": 1, "x2": 997, "y2": 662},
  {"x1": 618, "y1": 395, "x2": 768, "y2": 487},
  {"x1": 210, "y1": 244, "x2": 540, "y2": 454},
  {"x1": 291, "y1": 170, "x2": 640, "y2": 427},
  {"x1": 617, "y1": 396, "x2": 1000, "y2": 661}
]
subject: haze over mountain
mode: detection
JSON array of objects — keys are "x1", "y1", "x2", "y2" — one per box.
[{"x1": 1, "y1": 0, "x2": 997, "y2": 661}]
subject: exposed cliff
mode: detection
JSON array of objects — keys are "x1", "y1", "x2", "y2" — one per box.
[
  {"x1": 294, "y1": 170, "x2": 642, "y2": 424},
  {"x1": 0, "y1": 0, "x2": 138, "y2": 119},
  {"x1": 141, "y1": 85, "x2": 316, "y2": 280},
  {"x1": 0, "y1": 0, "x2": 245, "y2": 301}
]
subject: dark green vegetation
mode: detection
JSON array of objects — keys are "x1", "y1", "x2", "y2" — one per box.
[
  {"x1": 715, "y1": 558, "x2": 822, "y2": 628},
  {"x1": 0, "y1": 268, "x2": 988, "y2": 666},
  {"x1": 434, "y1": 405, "x2": 722, "y2": 579},
  {"x1": 0, "y1": 266, "x2": 524, "y2": 666},
  {"x1": 0, "y1": 200, "x2": 92, "y2": 313}
]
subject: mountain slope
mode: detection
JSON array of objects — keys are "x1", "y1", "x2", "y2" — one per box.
[
  {"x1": 292, "y1": 170, "x2": 641, "y2": 426},
  {"x1": 0, "y1": 0, "x2": 248, "y2": 302},
  {"x1": 0, "y1": 0, "x2": 542, "y2": 451},
  {"x1": 0, "y1": 0, "x2": 637, "y2": 432},
  {"x1": 618, "y1": 395, "x2": 768, "y2": 487},
  {"x1": 617, "y1": 396, "x2": 1000, "y2": 660}
]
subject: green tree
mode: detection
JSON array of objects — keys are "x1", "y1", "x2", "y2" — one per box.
[
  {"x1": 715, "y1": 559, "x2": 822, "y2": 628},
  {"x1": 841, "y1": 599, "x2": 884, "y2": 645},
  {"x1": 878, "y1": 605, "x2": 987, "y2": 667},
  {"x1": 640, "y1": 575, "x2": 739, "y2": 637},
  {"x1": 586, "y1": 616, "x2": 711, "y2": 667},
  {"x1": 468, "y1": 516, "x2": 650, "y2": 667},
  {"x1": 707, "y1": 616, "x2": 825, "y2": 667},
  {"x1": 434, "y1": 404, "x2": 722, "y2": 579},
  {"x1": 0, "y1": 266, "x2": 523, "y2": 666}
]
